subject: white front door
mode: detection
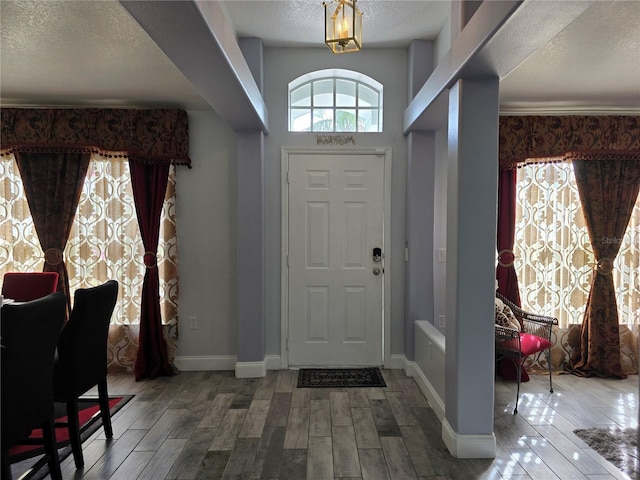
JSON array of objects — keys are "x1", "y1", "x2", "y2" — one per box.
[{"x1": 287, "y1": 152, "x2": 384, "y2": 366}]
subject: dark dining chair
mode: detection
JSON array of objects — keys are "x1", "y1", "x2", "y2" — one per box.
[
  {"x1": 1, "y1": 271, "x2": 59, "y2": 302},
  {"x1": 53, "y1": 280, "x2": 118, "y2": 469},
  {"x1": 1, "y1": 292, "x2": 66, "y2": 480}
]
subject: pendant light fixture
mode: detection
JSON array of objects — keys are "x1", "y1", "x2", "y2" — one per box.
[{"x1": 323, "y1": 0, "x2": 363, "y2": 54}]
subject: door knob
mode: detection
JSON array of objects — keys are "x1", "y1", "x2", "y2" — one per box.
[{"x1": 373, "y1": 267, "x2": 381, "y2": 276}]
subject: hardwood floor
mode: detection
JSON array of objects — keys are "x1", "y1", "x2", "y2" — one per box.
[{"x1": 12, "y1": 369, "x2": 638, "y2": 480}]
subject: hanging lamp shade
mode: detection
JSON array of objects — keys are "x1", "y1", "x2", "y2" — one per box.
[{"x1": 324, "y1": 0, "x2": 362, "y2": 54}]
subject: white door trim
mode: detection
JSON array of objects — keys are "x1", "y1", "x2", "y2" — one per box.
[{"x1": 281, "y1": 146, "x2": 392, "y2": 369}]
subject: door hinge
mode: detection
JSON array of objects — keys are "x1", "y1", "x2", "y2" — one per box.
[
  {"x1": 287, "y1": 255, "x2": 290, "y2": 267},
  {"x1": 287, "y1": 170, "x2": 290, "y2": 184}
]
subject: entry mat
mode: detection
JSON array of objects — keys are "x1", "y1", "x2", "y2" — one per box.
[{"x1": 297, "y1": 367, "x2": 386, "y2": 388}]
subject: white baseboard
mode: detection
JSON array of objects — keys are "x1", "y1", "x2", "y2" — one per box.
[
  {"x1": 235, "y1": 360, "x2": 266, "y2": 378},
  {"x1": 174, "y1": 355, "x2": 236, "y2": 371},
  {"x1": 396, "y1": 356, "x2": 496, "y2": 459},
  {"x1": 403, "y1": 360, "x2": 417, "y2": 377},
  {"x1": 390, "y1": 354, "x2": 446, "y2": 422},
  {"x1": 409, "y1": 359, "x2": 446, "y2": 422},
  {"x1": 173, "y1": 355, "x2": 282, "y2": 374},
  {"x1": 442, "y1": 419, "x2": 496, "y2": 458},
  {"x1": 388, "y1": 354, "x2": 408, "y2": 370},
  {"x1": 265, "y1": 355, "x2": 282, "y2": 370}
]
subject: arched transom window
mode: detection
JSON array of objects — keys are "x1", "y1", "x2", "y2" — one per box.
[{"x1": 288, "y1": 69, "x2": 383, "y2": 132}]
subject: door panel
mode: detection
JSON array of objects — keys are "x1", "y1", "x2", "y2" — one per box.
[{"x1": 288, "y1": 153, "x2": 384, "y2": 366}]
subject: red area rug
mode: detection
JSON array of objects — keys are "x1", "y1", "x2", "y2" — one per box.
[{"x1": 8, "y1": 395, "x2": 133, "y2": 479}]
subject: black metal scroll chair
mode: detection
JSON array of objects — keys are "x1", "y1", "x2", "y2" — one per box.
[
  {"x1": 1, "y1": 292, "x2": 66, "y2": 480},
  {"x1": 53, "y1": 280, "x2": 118, "y2": 469},
  {"x1": 494, "y1": 292, "x2": 558, "y2": 414}
]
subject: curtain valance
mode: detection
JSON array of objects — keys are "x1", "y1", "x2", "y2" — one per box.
[
  {"x1": 0, "y1": 108, "x2": 190, "y2": 167},
  {"x1": 499, "y1": 115, "x2": 640, "y2": 169}
]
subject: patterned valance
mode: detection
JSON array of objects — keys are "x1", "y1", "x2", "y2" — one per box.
[
  {"x1": 499, "y1": 115, "x2": 640, "y2": 169},
  {"x1": 1, "y1": 108, "x2": 190, "y2": 167}
]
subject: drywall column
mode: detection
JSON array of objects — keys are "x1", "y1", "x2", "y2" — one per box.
[
  {"x1": 404, "y1": 40, "x2": 436, "y2": 361},
  {"x1": 236, "y1": 38, "x2": 267, "y2": 378},
  {"x1": 405, "y1": 131, "x2": 435, "y2": 361},
  {"x1": 239, "y1": 37, "x2": 264, "y2": 93},
  {"x1": 236, "y1": 131, "x2": 266, "y2": 378},
  {"x1": 443, "y1": 77, "x2": 498, "y2": 457}
]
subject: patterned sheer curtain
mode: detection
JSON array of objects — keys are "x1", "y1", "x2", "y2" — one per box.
[
  {"x1": 0, "y1": 153, "x2": 179, "y2": 372},
  {"x1": 514, "y1": 161, "x2": 640, "y2": 329}
]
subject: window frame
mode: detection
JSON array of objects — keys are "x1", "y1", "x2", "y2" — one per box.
[{"x1": 288, "y1": 68, "x2": 383, "y2": 133}]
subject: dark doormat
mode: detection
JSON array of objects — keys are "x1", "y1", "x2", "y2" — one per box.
[{"x1": 297, "y1": 367, "x2": 386, "y2": 388}]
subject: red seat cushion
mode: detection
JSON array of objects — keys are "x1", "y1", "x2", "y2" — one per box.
[
  {"x1": 2, "y1": 272, "x2": 59, "y2": 302},
  {"x1": 519, "y1": 333, "x2": 552, "y2": 356},
  {"x1": 501, "y1": 332, "x2": 552, "y2": 356},
  {"x1": 497, "y1": 333, "x2": 552, "y2": 382}
]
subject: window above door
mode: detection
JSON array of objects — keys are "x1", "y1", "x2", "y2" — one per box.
[{"x1": 288, "y1": 69, "x2": 383, "y2": 133}]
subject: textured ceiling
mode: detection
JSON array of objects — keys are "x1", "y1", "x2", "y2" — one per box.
[
  {"x1": 220, "y1": 0, "x2": 451, "y2": 48},
  {"x1": 0, "y1": 0, "x2": 209, "y2": 109},
  {"x1": 1, "y1": 0, "x2": 639, "y2": 113},
  {"x1": 499, "y1": 0, "x2": 640, "y2": 113}
]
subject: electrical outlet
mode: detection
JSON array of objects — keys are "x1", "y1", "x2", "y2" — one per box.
[
  {"x1": 189, "y1": 316, "x2": 198, "y2": 330},
  {"x1": 438, "y1": 315, "x2": 446, "y2": 327}
]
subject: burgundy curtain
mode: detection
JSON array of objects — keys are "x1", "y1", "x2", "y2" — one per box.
[
  {"x1": 15, "y1": 152, "x2": 90, "y2": 316},
  {"x1": 496, "y1": 168, "x2": 528, "y2": 382},
  {"x1": 496, "y1": 168, "x2": 521, "y2": 306},
  {"x1": 569, "y1": 153, "x2": 640, "y2": 378},
  {"x1": 130, "y1": 161, "x2": 173, "y2": 380}
]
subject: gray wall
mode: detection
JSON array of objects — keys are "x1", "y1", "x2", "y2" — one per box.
[
  {"x1": 176, "y1": 110, "x2": 238, "y2": 358},
  {"x1": 176, "y1": 47, "x2": 413, "y2": 362},
  {"x1": 433, "y1": 127, "x2": 448, "y2": 334},
  {"x1": 263, "y1": 47, "x2": 409, "y2": 357}
]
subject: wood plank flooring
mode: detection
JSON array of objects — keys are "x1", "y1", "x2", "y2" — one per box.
[{"x1": 11, "y1": 369, "x2": 638, "y2": 480}]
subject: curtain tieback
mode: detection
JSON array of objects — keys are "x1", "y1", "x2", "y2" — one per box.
[
  {"x1": 498, "y1": 249, "x2": 515, "y2": 268},
  {"x1": 143, "y1": 251, "x2": 158, "y2": 269},
  {"x1": 44, "y1": 248, "x2": 64, "y2": 266},
  {"x1": 596, "y1": 257, "x2": 614, "y2": 275}
]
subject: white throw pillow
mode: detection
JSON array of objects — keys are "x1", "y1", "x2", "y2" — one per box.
[{"x1": 495, "y1": 297, "x2": 521, "y2": 331}]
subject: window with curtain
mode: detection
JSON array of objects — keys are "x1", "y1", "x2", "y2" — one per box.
[
  {"x1": 0, "y1": 153, "x2": 178, "y2": 328},
  {"x1": 513, "y1": 161, "x2": 640, "y2": 328}
]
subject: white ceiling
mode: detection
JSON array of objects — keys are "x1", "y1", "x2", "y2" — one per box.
[
  {"x1": 499, "y1": 0, "x2": 640, "y2": 113},
  {"x1": 221, "y1": 0, "x2": 452, "y2": 48},
  {"x1": 1, "y1": 0, "x2": 639, "y2": 114}
]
